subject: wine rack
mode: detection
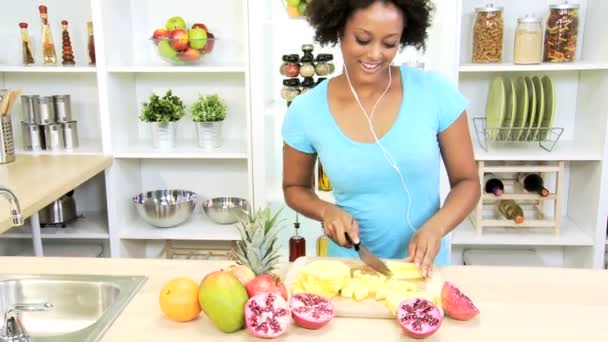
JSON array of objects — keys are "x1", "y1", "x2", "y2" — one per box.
[{"x1": 470, "y1": 160, "x2": 565, "y2": 236}]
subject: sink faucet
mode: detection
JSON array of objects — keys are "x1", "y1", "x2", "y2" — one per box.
[
  {"x1": 1, "y1": 303, "x2": 53, "y2": 342},
  {"x1": 0, "y1": 187, "x2": 23, "y2": 227}
]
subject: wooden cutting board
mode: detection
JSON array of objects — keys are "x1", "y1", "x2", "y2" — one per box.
[{"x1": 284, "y1": 256, "x2": 444, "y2": 319}]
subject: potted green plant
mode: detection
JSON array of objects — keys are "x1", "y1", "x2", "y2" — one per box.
[
  {"x1": 139, "y1": 90, "x2": 185, "y2": 150},
  {"x1": 190, "y1": 93, "x2": 228, "y2": 149}
]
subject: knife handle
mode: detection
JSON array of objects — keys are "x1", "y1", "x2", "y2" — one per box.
[{"x1": 345, "y1": 233, "x2": 360, "y2": 252}]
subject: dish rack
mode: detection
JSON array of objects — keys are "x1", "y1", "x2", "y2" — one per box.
[
  {"x1": 473, "y1": 117, "x2": 564, "y2": 152},
  {"x1": 469, "y1": 160, "x2": 565, "y2": 236}
]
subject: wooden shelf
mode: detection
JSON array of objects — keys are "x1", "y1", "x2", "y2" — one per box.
[
  {"x1": 119, "y1": 213, "x2": 241, "y2": 241},
  {"x1": 459, "y1": 61, "x2": 608, "y2": 73},
  {"x1": 451, "y1": 217, "x2": 594, "y2": 246},
  {"x1": 0, "y1": 212, "x2": 109, "y2": 240},
  {"x1": 0, "y1": 66, "x2": 97, "y2": 73},
  {"x1": 113, "y1": 139, "x2": 248, "y2": 159}
]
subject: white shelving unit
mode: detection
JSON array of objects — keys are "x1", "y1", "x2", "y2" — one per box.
[{"x1": 1, "y1": 0, "x2": 606, "y2": 268}]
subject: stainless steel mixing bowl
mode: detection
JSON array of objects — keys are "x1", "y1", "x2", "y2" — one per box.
[
  {"x1": 132, "y1": 190, "x2": 197, "y2": 228},
  {"x1": 202, "y1": 197, "x2": 249, "y2": 224}
]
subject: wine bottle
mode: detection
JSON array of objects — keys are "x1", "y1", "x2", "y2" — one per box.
[
  {"x1": 517, "y1": 173, "x2": 549, "y2": 197},
  {"x1": 498, "y1": 200, "x2": 524, "y2": 224},
  {"x1": 484, "y1": 174, "x2": 504, "y2": 196}
]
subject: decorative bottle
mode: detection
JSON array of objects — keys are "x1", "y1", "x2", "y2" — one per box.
[
  {"x1": 19, "y1": 22, "x2": 35, "y2": 65},
  {"x1": 61, "y1": 20, "x2": 75, "y2": 65},
  {"x1": 288, "y1": 214, "x2": 306, "y2": 262},
  {"x1": 38, "y1": 5, "x2": 57, "y2": 65}
]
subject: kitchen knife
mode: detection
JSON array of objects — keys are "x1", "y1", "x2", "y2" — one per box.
[{"x1": 345, "y1": 233, "x2": 392, "y2": 277}]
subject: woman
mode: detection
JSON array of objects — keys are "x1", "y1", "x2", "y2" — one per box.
[{"x1": 281, "y1": 0, "x2": 480, "y2": 277}]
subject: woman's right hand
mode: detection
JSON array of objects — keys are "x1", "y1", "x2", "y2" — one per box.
[{"x1": 321, "y1": 204, "x2": 360, "y2": 248}]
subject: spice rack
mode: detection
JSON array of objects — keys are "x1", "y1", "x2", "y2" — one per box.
[{"x1": 469, "y1": 160, "x2": 565, "y2": 236}]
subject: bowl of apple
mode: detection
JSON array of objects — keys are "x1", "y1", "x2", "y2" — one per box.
[{"x1": 151, "y1": 16, "x2": 216, "y2": 65}]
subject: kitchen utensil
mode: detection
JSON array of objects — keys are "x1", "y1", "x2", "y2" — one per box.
[
  {"x1": 21, "y1": 121, "x2": 45, "y2": 151},
  {"x1": 284, "y1": 257, "x2": 443, "y2": 319},
  {"x1": 33, "y1": 96, "x2": 55, "y2": 124},
  {"x1": 345, "y1": 232, "x2": 392, "y2": 277},
  {"x1": 21, "y1": 95, "x2": 37, "y2": 122},
  {"x1": 43, "y1": 123, "x2": 64, "y2": 151},
  {"x1": 202, "y1": 197, "x2": 249, "y2": 224},
  {"x1": 0, "y1": 116, "x2": 16, "y2": 164},
  {"x1": 132, "y1": 189, "x2": 197, "y2": 228},
  {"x1": 39, "y1": 190, "x2": 77, "y2": 227},
  {"x1": 0, "y1": 91, "x2": 10, "y2": 115},
  {"x1": 53, "y1": 94, "x2": 72, "y2": 122},
  {"x1": 6, "y1": 89, "x2": 22, "y2": 115},
  {"x1": 62, "y1": 120, "x2": 79, "y2": 149}
]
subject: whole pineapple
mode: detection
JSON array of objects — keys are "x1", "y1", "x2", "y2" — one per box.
[{"x1": 232, "y1": 207, "x2": 284, "y2": 275}]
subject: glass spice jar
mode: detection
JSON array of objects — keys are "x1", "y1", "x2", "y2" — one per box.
[
  {"x1": 300, "y1": 77, "x2": 315, "y2": 95},
  {"x1": 285, "y1": 54, "x2": 300, "y2": 78},
  {"x1": 281, "y1": 78, "x2": 301, "y2": 104},
  {"x1": 543, "y1": 1, "x2": 579, "y2": 63},
  {"x1": 327, "y1": 54, "x2": 335, "y2": 74},
  {"x1": 315, "y1": 54, "x2": 331, "y2": 76},
  {"x1": 299, "y1": 55, "x2": 316, "y2": 77},
  {"x1": 472, "y1": 3, "x2": 504, "y2": 63},
  {"x1": 301, "y1": 43, "x2": 314, "y2": 60},
  {"x1": 279, "y1": 54, "x2": 289, "y2": 76},
  {"x1": 514, "y1": 15, "x2": 543, "y2": 65}
]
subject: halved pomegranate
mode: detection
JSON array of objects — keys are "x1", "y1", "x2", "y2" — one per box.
[
  {"x1": 441, "y1": 281, "x2": 480, "y2": 321},
  {"x1": 289, "y1": 293, "x2": 335, "y2": 329},
  {"x1": 244, "y1": 292, "x2": 290, "y2": 338},
  {"x1": 397, "y1": 298, "x2": 443, "y2": 339}
]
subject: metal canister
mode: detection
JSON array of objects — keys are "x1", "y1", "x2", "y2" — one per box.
[
  {"x1": 44, "y1": 123, "x2": 64, "y2": 151},
  {"x1": 21, "y1": 95, "x2": 38, "y2": 123},
  {"x1": 33, "y1": 96, "x2": 55, "y2": 124},
  {"x1": 62, "y1": 121, "x2": 79, "y2": 149},
  {"x1": 53, "y1": 95, "x2": 72, "y2": 122},
  {"x1": 0, "y1": 116, "x2": 16, "y2": 164},
  {"x1": 21, "y1": 121, "x2": 45, "y2": 151}
]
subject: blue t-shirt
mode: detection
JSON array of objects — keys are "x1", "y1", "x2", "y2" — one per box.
[{"x1": 281, "y1": 65, "x2": 468, "y2": 265}]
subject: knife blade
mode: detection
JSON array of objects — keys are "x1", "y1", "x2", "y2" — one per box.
[{"x1": 345, "y1": 233, "x2": 392, "y2": 277}]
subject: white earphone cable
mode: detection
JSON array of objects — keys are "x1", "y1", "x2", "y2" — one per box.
[{"x1": 343, "y1": 62, "x2": 416, "y2": 233}]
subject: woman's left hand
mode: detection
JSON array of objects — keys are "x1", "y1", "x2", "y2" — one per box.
[{"x1": 404, "y1": 225, "x2": 443, "y2": 278}]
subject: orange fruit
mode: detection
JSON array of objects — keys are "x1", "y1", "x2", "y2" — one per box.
[{"x1": 159, "y1": 277, "x2": 201, "y2": 322}]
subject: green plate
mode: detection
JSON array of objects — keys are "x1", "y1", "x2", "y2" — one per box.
[
  {"x1": 524, "y1": 76, "x2": 536, "y2": 141},
  {"x1": 513, "y1": 76, "x2": 529, "y2": 141},
  {"x1": 539, "y1": 75, "x2": 556, "y2": 140},
  {"x1": 485, "y1": 77, "x2": 506, "y2": 140},
  {"x1": 501, "y1": 77, "x2": 516, "y2": 141},
  {"x1": 531, "y1": 76, "x2": 545, "y2": 141}
]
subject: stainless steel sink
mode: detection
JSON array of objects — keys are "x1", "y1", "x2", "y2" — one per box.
[{"x1": 0, "y1": 274, "x2": 147, "y2": 342}]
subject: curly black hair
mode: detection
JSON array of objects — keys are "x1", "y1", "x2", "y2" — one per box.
[{"x1": 306, "y1": 0, "x2": 434, "y2": 51}]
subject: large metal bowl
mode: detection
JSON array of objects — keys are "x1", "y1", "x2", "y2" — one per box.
[
  {"x1": 202, "y1": 197, "x2": 249, "y2": 224},
  {"x1": 132, "y1": 190, "x2": 197, "y2": 228}
]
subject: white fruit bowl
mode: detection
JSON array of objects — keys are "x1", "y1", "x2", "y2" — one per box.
[{"x1": 150, "y1": 36, "x2": 217, "y2": 65}]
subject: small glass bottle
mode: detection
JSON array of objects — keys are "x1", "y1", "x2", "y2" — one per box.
[
  {"x1": 279, "y1": 54, "x2": 289, "y2": 76},
  {"x1": 285, "y1": 55, "x2": 300, "y2": 78},
  {"x1": 38, "y1": 5, "x2": 57, "y2": 65},
  {"x1": 289, "y1": 215, "x2": 306, "y2": 262},
  {"x1": 87, "y1": 21, "x2": 96, "y2": 65},
  {"x1": 317, "y1": 158, "x2": 332, "y2": 192},
  {"x1": 498, "y1": 200, "x2": 524, "y2": 224},
  {"x1": 61, "y1": 20, "x2": 75, "y2": 65},
  {"x1": 299, "y1": 55, "x2": 316, "y2": 78},
  {"x1": 315, "y1": 54, "x2": 330, "y2": 76},
  {"x1": 300, "y1": 77, "x2": 315, "y2": 95},
  {"x1": 301, "y1": 44, "x2": 314, "y2": 60},
  {"x1": 281, "y1": 78, "x2": 301, "y2": 106},
  {"x1": 327, "y1": 54, "x2": 335, "y2": 74},
  {"x1": 316, "y1": 231, "x2": 329, "y2": 257},
  {"x1": 472, "y1": 2, "x2": 504, "y2": 63},
  {"x1": 513, "y1": 15, "x2": 543, "y2": 65},
  {"x1": 19, "y1": 22, "x2": 35, "y2": 65}
]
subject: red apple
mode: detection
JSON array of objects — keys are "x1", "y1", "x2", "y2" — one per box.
[
  {"x1": 152, "y1": 28, "x2": 169, "y2": 45},
  {"x1": 179, "y1": 47, "x2": 201, "y2": 62},
  {"x1": 201, "y1": 32, "x2": 215, "y2": 54},
  {"x1": 169, "y1": 29, "x2": 189, "y2": 51},
  {"x1": 192, "y1": 23, "x2": 208, "y2": 32}
]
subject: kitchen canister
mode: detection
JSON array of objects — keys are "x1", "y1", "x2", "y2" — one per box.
[
  {"x1": 21, "y1": 121, "x2": 45, "y2": 151},
  {"x1": 21, "y1": 95, "x2": 38, "y2": 123},
  {"x1": 0, "y1": 116, "x2": 16, "y2": 164},
  {"x1": 62, "y1": 121, "x2": 79, "y2": 149},
  {"x1": 53, "y1": 95, "x2": 72, "y2": 122},
  {"x1": 44, "y1": 123, "x2": 64, "y2": 151},
  {"x1": 33, "y1": 96, "x2": 56, "y2": 124}
]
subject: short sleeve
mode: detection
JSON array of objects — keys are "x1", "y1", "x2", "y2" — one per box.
[
  {"x1": 281, "y1": 97, "x2": 316, "y2": 154},
  {"x1": 429, "y1": 71, "x2": 469, "y2": 132}
]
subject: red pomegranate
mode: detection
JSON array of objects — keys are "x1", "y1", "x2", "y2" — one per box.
[
  {"x1": 245, "y1": 274, "x2": 287, "y2": 300},
  {"x1": 244, "y1": 292, "x2": 290, "y2": 338},
  {"x1": 441, "y1": 281, "x2": 480, "y2": 321},
  {"x1": 289, "y1": 293, "x2": 335, "y2": 329},
  {"x1": 397, "y1": 298, "x2": 443, "y2": 339}
]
